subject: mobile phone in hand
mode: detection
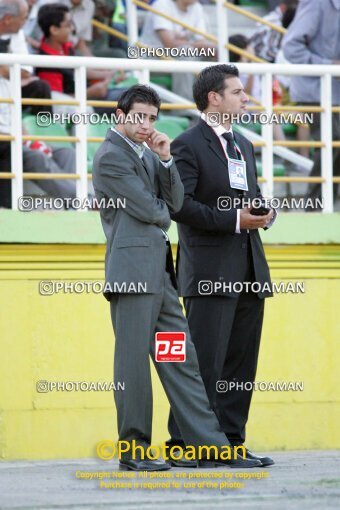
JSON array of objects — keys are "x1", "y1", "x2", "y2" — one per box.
[{"x1": 250, "y1": 206, "x2": 270, "y2": 216}]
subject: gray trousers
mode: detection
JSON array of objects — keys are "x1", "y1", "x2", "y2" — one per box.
[
  {"x1": 23, "y1": 145, "x2": 76, "y2": 198},
  {"x1": 109, "y1": 267, "x2": 229, "y2": 449}
]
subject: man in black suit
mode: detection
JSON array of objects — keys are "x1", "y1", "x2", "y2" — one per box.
[{"x1": 168, "y1": 64, "x2": 276, "y2": 466}]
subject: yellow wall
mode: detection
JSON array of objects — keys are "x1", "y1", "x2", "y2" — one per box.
[{"x1": 0, "y1": 244, "x2": 339, "y2": 459}]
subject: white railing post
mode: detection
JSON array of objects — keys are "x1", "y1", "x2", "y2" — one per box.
[
  {"x1": 74, "y1": 65, "x2": 88, "y2": 205},
  {"x1": 260, "y1": 72, "x2": 274, "y2": 198},
  {"x1": 216, "y1": 0, "x2": 228, "y2": 62},
  {"x1": 320, "y1": 73, "x2": 333, "y2": 213},
  {"x1": 126, "y1": 0, "x2": 140, "y2": 79},
  {"x1": 10, "y1": 63, "x2": 23, "y2": 210},
  {"x1": 138, "y1": 68, "x2": 150, "y2": 84}
]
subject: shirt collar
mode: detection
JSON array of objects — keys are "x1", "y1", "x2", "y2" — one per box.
[
  {"x1": 111, "y1": 127, "x2": 146, "y2": 159},
  {"x1": 201, "y1": 112, "x2": 233, "y2": 138}
]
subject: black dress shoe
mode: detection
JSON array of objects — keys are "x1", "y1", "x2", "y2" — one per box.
[
  {"x1": 244, "y1": 448, "x2": 274, "y2": 467},
  {"x1": 119, "y1": 441, "x2": 171, "y2": 471},
  {"x1": 119, "y1": 458, "x2": 171, "y2": 471},
  {"x1": 169, "y1": 449, "x2": 198, "y2": 468},
  {"x1": 199, "y1": 454, "x2": 261, "y2": 468}
]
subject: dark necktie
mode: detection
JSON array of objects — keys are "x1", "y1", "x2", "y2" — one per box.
[
  {"x1": 222, "y1": 132, "x2": 245, "y2": 197},
  {"x1": 222, "y1": 132, "x2": 239, "y2": 160}
]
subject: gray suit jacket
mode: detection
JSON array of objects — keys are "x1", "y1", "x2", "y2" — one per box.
[{"x1": 92, "y1": 129, "x2": 184, "y2": 298}]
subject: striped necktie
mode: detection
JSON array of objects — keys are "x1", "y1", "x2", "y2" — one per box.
[{"x1": 222, "y1": 132, "x2": 239, "y2": 160}]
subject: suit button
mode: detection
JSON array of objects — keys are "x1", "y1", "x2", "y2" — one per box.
[{"x1": 242, "y1": 243, "x2": 247, "y2": 249}]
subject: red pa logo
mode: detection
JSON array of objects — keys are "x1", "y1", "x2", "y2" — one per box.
[{"x1": 155, "y1": 332, "x2": 186, "y2": 362}]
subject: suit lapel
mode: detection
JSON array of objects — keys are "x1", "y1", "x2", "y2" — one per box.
[
  {"x1": 198, "y1": 119, "x2": 229, "y2": 170},
  {"x1": 141, "y1": 148, "x2": 155, "y2": 187},
  {"x1": 106, "y1": 128, "x2": 154, "y2": 188}
]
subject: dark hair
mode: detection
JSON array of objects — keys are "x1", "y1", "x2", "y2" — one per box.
[
  {"x1": 281, "y1": 0, "x2": 298, "y2": 6},
  {"x1": 38, "y1": 3, "x2": 70, "y2": 38},
  {"x1": 229, "y1": 34, "x2": 249, "y2": 63},
  {"x1": 117, "y1": 84, "x2": 161, "y2": 114},
  {"x1": 0, "y1": 2, "x2": 20, "y2": 19},
  {"x1": 282, "y1": 6, "x2": 297, "y2": 29},
  {"x1": 193, "y1": 64, "x2": 239, "y2": 112}
]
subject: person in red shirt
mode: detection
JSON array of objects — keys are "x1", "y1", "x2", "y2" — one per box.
[
  {"x1": 36, "y1": 5, "x2": 76, "y2": 95},
  {"x1": 36, "y1": 3, "x2": 127, "y2": 107}
]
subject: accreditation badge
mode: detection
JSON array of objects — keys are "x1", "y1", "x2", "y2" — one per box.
[{"x1": 228, "y1": 158, "x2": 248, "y2": 191}]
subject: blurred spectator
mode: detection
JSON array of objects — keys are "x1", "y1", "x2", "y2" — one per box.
[
  {"x1": 140, "y1": 0, "x2": 216, "y2": 100},
  {"x1": 229, "y1": 34, "x2": 261, "y2": 102},
  {"x1": 0, "y1": 75, "x2": 76, "y2": 209},
  {"x1": 109, "y1": 0, "x2": 155, "y2": 52},
  {"x1": 25, "y1": 0, "x2": 126, "y2": 57},
  {"x1": 24, "y1": 0, "x2": 55, "y2": 53},
  {"x1": 91, "y1": 0, "x2": 126, "y2": 58},
  {"x1": 0, "y1": 0, "x2": 52, "y2": 115},
  {"x1": 282, "y1": 0, "x2": 340, "y2": 204},
  {"x1": 110, "y1": 0, "x2": 127, "y2": 51},
  {"x1": 58, "y1": 0, "x2": 126, "y2": 58},
  {"x1": 59, "y1": 0, "x2": 95, "y2": 54},
  {"x1": 267, "y1": 0, "x2": 281, "y2": 8},
  {"x1": 229, "y1": 33, "x2": 285, "y2": 143},
  {"x1": 250, "y1": 0, "x2": 297, "y2": 63},
  {"x1": 36, "y1": 3, "x2": 127, "y2": 114}
]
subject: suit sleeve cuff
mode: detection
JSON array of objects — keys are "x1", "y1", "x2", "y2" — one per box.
[
  {"x1": 266, "y1": 208, "x2": 278, "y2": 229},
  {"x1": 160, "y1": 157, "x2": 173, "y2": 168}
]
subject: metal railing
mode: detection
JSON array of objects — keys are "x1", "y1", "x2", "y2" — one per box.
[
  {"x1": 0, "y1": 53, "x2": 339, "y2": 212},
  {"x1": 128, "y1": 0, "x2": 265, "y2": 63},
  {"x1": 222, "y1": 1, "x2": 286, "y2": 34}
]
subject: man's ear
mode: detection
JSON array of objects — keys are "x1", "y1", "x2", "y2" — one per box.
[
  {"x1": 207, "y1": 90, "x2": 220, "y2": 108},
  {"x1": 115, "y1": 108, "x2": 125, "y2": 118},
  {"x1": 50, "y1": 25, "x2": 58, "y2": 37}
]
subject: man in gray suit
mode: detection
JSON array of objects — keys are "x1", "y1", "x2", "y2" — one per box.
[{"x1": 92, "y1": 85, "x2": 261, "y2": 471}]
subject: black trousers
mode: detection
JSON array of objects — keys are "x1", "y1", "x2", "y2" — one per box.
[{"x1": 168, "y1": 242, "x2": 265, "y2": 446}]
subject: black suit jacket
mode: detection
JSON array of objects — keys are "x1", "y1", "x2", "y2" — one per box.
[{"x1": 170, "y1": 119, "x2": 272, "y2": 298}]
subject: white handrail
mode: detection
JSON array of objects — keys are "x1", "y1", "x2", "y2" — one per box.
[
  {"x1": 0, "y1": 53, "x2": 339, "y2": 212},
  {"x1": 1, "y1": 54, "x2": 340, "y2": 75}
]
